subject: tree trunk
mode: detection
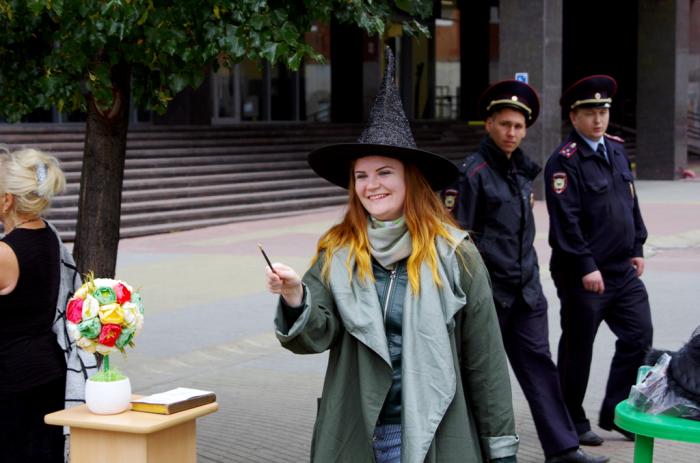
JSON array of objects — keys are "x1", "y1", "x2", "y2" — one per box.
[{"x1": 73, "y1": 62, "x2": 131, "y2": 277}]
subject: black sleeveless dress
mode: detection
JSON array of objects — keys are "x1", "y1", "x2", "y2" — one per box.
[{"x1": 0, "y1": 225, "x2": 66, "y2": 463}]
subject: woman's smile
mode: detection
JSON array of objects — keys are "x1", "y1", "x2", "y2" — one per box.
[{"x1": 353, "y1": 156, "x2": 406, "y2": 221}]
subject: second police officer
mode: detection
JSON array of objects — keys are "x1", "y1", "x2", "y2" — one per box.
[
  {"x1": 445, "y1": 80, "x2": 608, "y2": 463},
  {"x1": 545, "y1": 75, "x2": 653, "y2": 446}
]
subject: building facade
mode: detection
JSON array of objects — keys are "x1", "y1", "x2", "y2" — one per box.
[{"x1": 6, "y1": 0, "x2": 699, "y2": 179}]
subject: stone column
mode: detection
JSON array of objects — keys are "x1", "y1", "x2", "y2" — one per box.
[
  {"x1": 637, "y1": 0, "x2": 689, "y2": 179},
  {"x1": 457, "y1": 0, "x2": 490, "y2": 120},
  {"x1": 330, "y1": 18, "x2": 364, "y2": 122},
  {"x1": 498, "y1": 0, "x2": 563, "y2": 198}
]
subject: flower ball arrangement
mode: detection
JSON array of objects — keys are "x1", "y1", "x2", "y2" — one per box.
[{"x1": 66, "y1": 276, "x2": 144, "y2": 356}]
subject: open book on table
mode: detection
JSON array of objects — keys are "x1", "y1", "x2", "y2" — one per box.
[{"x1": 131, "y1": 387, "x2": 216, "y2": 415}]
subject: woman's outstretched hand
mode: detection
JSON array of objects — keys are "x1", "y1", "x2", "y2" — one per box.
[{"x1": 265, "y1": 263, "x2": 304, "y2": 307}]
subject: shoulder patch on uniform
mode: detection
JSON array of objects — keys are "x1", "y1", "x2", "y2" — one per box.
[
  {"x1": 551, "y1": 172, "x2": 568, "y2": 194},
  {"x1": 468, "y1": 161, "x2": 488, "y2": 178},
  {"x1": 442, "y1": 189, "x2": 458, "y2": 212},
  {"x1": 558, "y1": 142, "x2": 578, "y2": 158},
  {"x1": 604, "y1": 133, "x2": 625, "y2": 143}
]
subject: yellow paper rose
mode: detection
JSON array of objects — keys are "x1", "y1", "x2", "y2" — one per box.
[
  {"x1": 98, "y1": 303, "x2": 125, "y2": 325},
  {"x1": 96, "y1": 343, "x2": 117, "y2": 355},
  {"x1": 77, "y1": 337, "x2": 97, "y2": 353}
]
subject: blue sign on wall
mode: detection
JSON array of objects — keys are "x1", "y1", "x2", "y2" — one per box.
[{"x1": 515, "y1": 72, "x2": 529, "y2": 83}]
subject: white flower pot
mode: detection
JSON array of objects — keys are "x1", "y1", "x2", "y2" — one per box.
[{"x1": 85, "y1": 377, "x2": 132, "y2": 414}]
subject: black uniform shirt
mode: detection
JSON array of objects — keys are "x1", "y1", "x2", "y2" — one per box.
[
  {"x1": 544, "y1": 131, "x2": 647, "y2": 278},
  {"x1": 453, "y1": 136, "x2": 542, "y2": 310}
]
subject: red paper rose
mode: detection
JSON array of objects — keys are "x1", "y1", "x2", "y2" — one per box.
[
  {"x1": 66, "y1": 297, "x2": 84, "y2": 324},
  {"x1": 113, "y1": 282, "x2": 132, "y2": 304},
  {"x1": 98, "y1": 324, "x2": 123, "y2": 347}
]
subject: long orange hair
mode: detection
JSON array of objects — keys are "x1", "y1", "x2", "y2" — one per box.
[{"x1": 312, "y1": 159, "x2": 460, "y2": 294}]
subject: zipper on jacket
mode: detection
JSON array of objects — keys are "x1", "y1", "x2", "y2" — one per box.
[{"x1": 383, "y1": 266, "x2": 398, "y2": 324}]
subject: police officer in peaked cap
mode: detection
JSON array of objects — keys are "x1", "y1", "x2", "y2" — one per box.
[
  {"x1": 544, "y1": 75, "x2": 653, "y2": 446},
  {"x1": 444, "y1": 80, "x2": 609, "y2": 463}
]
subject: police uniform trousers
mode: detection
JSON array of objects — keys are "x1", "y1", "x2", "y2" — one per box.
[
  {"x1": 497, "y1": 292, "x2": 579, "y2": 457},
  {"x1": 552, "y1": 264, "x2": 653, "y2": 433}
]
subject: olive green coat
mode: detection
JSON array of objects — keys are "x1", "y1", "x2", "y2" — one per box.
[{"x1": 275, "y1": 236, "x2": 517, "y2": 462}]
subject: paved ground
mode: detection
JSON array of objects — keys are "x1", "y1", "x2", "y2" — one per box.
[{"x1": 107, "y1": 179, "x2": 700, "y2": 463}]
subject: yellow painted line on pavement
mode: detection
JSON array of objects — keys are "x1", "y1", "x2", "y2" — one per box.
[
  {"x1": 186, "y1": 218, "x2": 339, "y2": 247},
  {"x1": 536, "y1": 230, "x2": 700, "y2": 249},
  {"x1": 116, "y1": 254, "x2": 312, "y2": 314},
  {"x1": 113, "y1": 331, "x2": 280, "y2": 373},
  {"x1": 647, "y1": 229, "x2": 700, "y2": 249}
]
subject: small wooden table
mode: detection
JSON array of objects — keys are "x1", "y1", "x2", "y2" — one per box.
[{"x1": 45, "y1": 400, "x2": 218, "y2": 463}]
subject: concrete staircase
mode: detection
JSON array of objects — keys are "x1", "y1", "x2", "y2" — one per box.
[{"x1": 0, "y1": 121, "x2": 482, "y2": 241}]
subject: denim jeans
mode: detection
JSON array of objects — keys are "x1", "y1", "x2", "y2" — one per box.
[{"x1": 372, "y1": 423, "x2": 401, "y2": 463}]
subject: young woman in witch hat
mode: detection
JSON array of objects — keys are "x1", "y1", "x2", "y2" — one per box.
[{"x1": 264, "y1": 47, "x2": 518, "y2": 463}]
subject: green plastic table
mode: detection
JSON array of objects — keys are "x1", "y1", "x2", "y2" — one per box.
[{"x1": 614, "y1": 399, "x2": 700, "y2": 462}]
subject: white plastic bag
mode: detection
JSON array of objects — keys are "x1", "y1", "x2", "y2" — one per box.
[{"x1": 629, "y1": 353, "x2": 700, "y2": 420}]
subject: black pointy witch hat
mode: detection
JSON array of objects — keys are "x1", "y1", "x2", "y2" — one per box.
[{"x1": 307, "y1": 46, "x2": 458, "y2": 191}]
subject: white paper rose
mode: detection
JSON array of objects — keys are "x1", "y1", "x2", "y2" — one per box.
[
  {"x1": 82, "y1": 295, "x2": 100, "y2": 319},
  {"x1": 121, "y1": 302, "x2": 140, "y2": 329},
  {"x1": 66, "y1": 322, "x2": 82, "y2": 341},
  {"x1": 93, "y1": 278, "x2": 115, "y2": 289}
]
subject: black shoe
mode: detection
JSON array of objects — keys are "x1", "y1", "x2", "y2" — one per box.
[
  {"x1": 577, "y1": 430, "x2": 604, "y2": 446},
  {"x1": 599, "y1": 422, "x2": 635, "y2": 441},
  {"x1": 545, "y1": 448, "x2": 610, "y2": 463}
]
